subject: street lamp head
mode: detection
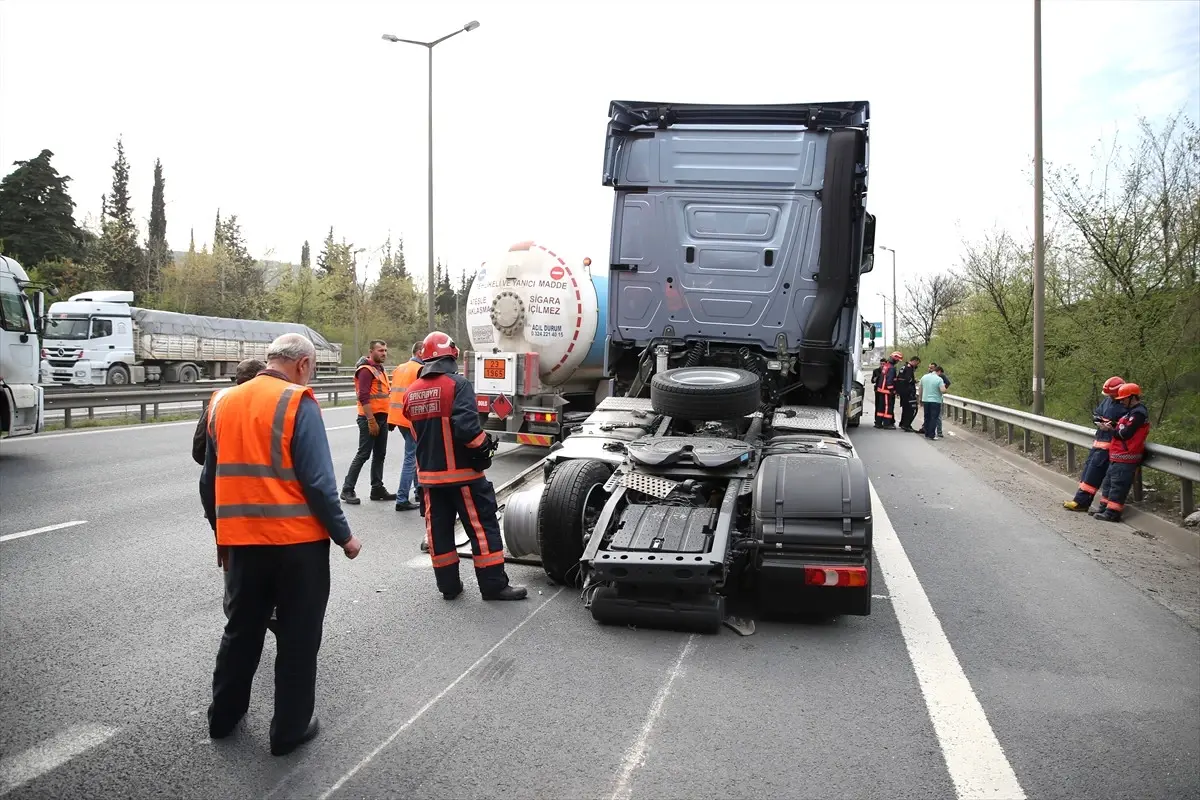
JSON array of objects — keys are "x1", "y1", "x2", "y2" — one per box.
[
  {"x1": 463, "y1": 20, "x2": 480, "y2": 32},
  {"x1": 381, "y1": 33, "x2": 400, "y2": 42}
]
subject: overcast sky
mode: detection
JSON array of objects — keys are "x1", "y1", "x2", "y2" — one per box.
[{"x1": 1, "y1": 0, "x2": 1197, "y2": 329}]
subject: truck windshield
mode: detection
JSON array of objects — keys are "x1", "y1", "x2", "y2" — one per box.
[
  {"x1": 0, "y1": 290, "x2": 32, "y2": 333},
  {"x1": 46, "y1": 316, "x2": 92, "y2": 340}
]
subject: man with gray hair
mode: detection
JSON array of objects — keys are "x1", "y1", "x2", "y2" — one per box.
[{"x1": 200, "y1": 332, "x2": 361, "y2": 756}]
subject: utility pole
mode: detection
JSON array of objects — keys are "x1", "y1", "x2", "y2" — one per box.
[
  {"x1": 879, "y1": 246, "x2": 898, "y2": 351},
  {"x1": 1032, "y1": 0, "x2": 1046, "y2": 415},
  {"x1": 382, "y1": 21, "x2": 481, "y2": 332}
]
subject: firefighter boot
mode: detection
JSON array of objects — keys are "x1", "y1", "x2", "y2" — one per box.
[
  {"x1": 1095, "y1": 509, "x2": 1122, "y2": 523},
  {"x1": 1062, "y1": 500, "x2": 1090, "y2": 512},
  {"x1": 484, "y1": 585, "x2": 529, "y2": 601}
]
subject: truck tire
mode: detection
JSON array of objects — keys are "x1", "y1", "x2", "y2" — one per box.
[
  {"x1": 178, "y1": 364, "x2": 199, "y2": 383},
  {"x1": 650, "y1": 367, "x2": 760, "y2": 419},
  {"x1": 107, "y1": 364, "x2": 130, "y2": 385},
  {"x1": 537, "y1": 459, "x2": 613, "y2": 586}
]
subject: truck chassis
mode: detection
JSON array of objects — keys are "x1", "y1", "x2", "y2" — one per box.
[{"x1": 454, "y1": 363, "x2": 873, "y2": 635}]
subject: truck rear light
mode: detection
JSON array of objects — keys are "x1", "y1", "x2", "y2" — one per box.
[
  {"x1": 524, "y1": 411, "x2": 557, "y2": 423},
  {"x1": 803, "y1": 566, "x2": 868, "y2": 588}
]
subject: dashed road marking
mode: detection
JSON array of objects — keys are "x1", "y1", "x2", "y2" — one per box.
[
  {"x1": 0, "y1": 521, "x2": 87, "y2": 544},
  {"x1": 0, "y1": 723, "x2": 119, "y2": 795},
  {"x1": 871, "y1": 483, "x2": 1026, "y2": 799},
  {"x1": 609, "y1": 633, "x2": 697, "y2": 800},
  {"x1": 312, "y1": 588, "x2": 564, "y2": 800}
]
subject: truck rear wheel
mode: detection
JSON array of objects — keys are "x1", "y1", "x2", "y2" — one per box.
[
  {"x1": 650, "y1": 367, "x2": 760, "y2": 419},
  {"x1": 107, "y1": 364, "x2": 130, "y2": 385},
  {"x1": 537, "y1": 459, "x2": 613, "y2": 586}
]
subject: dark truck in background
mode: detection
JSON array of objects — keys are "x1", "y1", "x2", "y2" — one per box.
[{"x1": 456, "y1": 100, "x2": 878, "y2": 635}]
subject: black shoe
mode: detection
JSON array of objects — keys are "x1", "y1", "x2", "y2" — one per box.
[
  {"x1": 340, "y1": 490, "x2": 360, "y2": 505},
  {"x1": 483, "y1": 585, "x2": 528, "y2": 601},
  {"x1": 1095, "y1": 511, "x2": 1122, "y2": 523},
  {"x1": 370, "y1": 488, "x2": 397, "y2": 501},
  {"x1": 395, "y1": 501, "x2": 419, "y2": 511},
  {"x1": 208, "y1": 708, "x2": 245, "y2": 740},
  {"x1": 420, "y1": 539, "x2": 430, "y2": 553},
  {"x1": 442, "y1": 584, "x2": 464, "y2": 601},
  {"x1": 271, "y1": 717, "x2": 320, "y2": 757}
]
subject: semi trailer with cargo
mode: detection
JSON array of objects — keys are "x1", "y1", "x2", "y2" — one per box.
[{"x1": 40, "y1": 291, "x2": 343, "y2": 386}]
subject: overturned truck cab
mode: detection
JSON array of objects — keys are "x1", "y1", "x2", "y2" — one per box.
[{"x1": 456, "y1": 100, "x2": 877, "y2": 634}]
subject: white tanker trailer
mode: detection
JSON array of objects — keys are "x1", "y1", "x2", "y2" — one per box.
[{"x1": 463, "y1": 240, "x2": 609, "y2": 447}]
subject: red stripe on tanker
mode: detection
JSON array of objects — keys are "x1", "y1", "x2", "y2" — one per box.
[{"x1": 465, "y1": 241, "x2": 606, "y2": 392}]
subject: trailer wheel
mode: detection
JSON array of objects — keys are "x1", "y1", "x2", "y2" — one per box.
[
  {"x1": 179, "y1": 364, "x2": 199, "y2": 383},
  {"x1": 650, "y1": 367, "x2": 760, "y2": 419},
  {"x1": 107, "y1": 364, "x2": 130, "y2": 385},
  {"x1": 537, "y1": 459, "x2": 613, "y2": 586}
]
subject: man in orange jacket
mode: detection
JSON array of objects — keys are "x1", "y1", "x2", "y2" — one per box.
[
  {"x1": 200, "y1": 333, "x2": 362, "y2": 756},
  {"x1": 387, "y1": 341, "x2": 424, "y2": 511}
]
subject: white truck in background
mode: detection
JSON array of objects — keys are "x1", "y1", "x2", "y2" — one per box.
[
  {"x1": 0, "y1": 255, "x2": 47, "y2": 438},
  {"x1": 40, "y1": 290, "x2": 343, "y2": 386}
]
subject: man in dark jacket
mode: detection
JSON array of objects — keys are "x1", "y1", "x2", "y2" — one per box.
[
  {"x1": 893, "y1": 355, "x2": 921, "y2": 432},
  {"x1": 192, "y1": 359, "x2": 266, "y2": 466},
  {"x1": 403, "y1": 331, "x2": 527, "y2": 602}
]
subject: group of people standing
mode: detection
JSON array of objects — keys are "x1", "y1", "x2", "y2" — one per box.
[
  {"x1": 871, "y1": 351, "x2": 950, "y2": 440},
  {"x1": 194, "y1": 330, "x2": 526, "y2": 757}
]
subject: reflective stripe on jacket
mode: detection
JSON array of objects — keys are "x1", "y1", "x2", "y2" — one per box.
[
  {"x1": 404, "y1": 368, "x2": 489, "y2": 486},
  {"x1": 355, "y1": 362, "x2": 391, "y2": 416},
  {"x1": 1110, "y1": 403, "x2": 1150, "y2": 464},
  {"x1": 209, "y1": 375, "x2": 328, "y2": 546},
  {"x1": 387, "y1": 359, "x2": 423, "y2": 429}
]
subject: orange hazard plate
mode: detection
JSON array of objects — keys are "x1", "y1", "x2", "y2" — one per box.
[{"x1": 483, "y1": 358, "x2": 506, "y2": 380}]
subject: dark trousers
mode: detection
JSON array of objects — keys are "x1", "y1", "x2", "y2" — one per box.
[
  {"x1": 209, "y1": 539, "x2": 331, "y2": 747},
  {"x1": 873, "y1": 390, "x2": 895, "y2": 427},
  {"x1": 1072, "y1": 447, "x2": 1111, "y2": 506},
  {"x1": 921, "y1": 402, "x2": 941, "y2": 438},
  {"x1": 898, "y1": 389, "x2": 918, "y2": 429},
  {"x1": 343, "y1": 413, "x2": 388, "y2": 492},
  {"x1": 424, "y1": 479, "x2": 510, "y2": 596},
  {"x1": 1099, "y1": 461, "x2": 1138, "y2": 516}
]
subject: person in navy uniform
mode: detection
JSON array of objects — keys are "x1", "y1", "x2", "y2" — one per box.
[
  {"x1": 1063, "y1": 376, "x2": 1125, "y2": 512},
  {"x1": 403, "y1": 331, "x2": 527, "y2": 602},
  {"x1": 1093, "y1": 382, "x2": 1151, "y2": 523}
]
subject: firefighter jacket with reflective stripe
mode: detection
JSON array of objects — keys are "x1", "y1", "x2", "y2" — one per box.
[
  {"x1": 892, "y1": 364, "x2": 916, "y2": 395},
  {"x1": 403, "y1": 362, "x2": 490, "y2": 486},
  {"x1": 387, "y1": 358, "x2": 423, "y2": 430},
  {"x1": 1090, "y1": 397, "x2": 1124, "y2": 448},
  {"x1": 355, "y1": 362, "x2": 391, "y2": 417},
  {"x1": 207, "y1": 375, "x2": 329, "y2": 546},
  {"x1": 873, "y1": 362, "x2": 895, "y2": 392},
  {"x1": 1110, "y1": 403, "x2": 1150, "y2": 464}
]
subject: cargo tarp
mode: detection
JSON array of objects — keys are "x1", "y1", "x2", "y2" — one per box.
[{"x1": 131, "y1": 308, "x2": 341, "y2": 360}]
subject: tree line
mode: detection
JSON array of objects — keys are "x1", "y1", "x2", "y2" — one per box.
[
  {"x1": 0, "y1": 138, "x2": 473, "y2": 361},
  {"x1": 895, "y1": 109, "x2": 1199, "y2": 470}
]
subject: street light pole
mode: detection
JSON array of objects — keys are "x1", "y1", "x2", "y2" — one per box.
[
  {"x1": 1032, "y1": 0, "x2": 1046, "y2": 415},
  {"x1": 879, "y1": 246, "x2": 898, "y2": 351},
  {"x1": 382, "y1": 20, "x2": 481, "y2": 333}
]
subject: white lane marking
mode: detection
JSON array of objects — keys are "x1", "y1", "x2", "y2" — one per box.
[
  {"x1": 326, "y1": 424, "x2": 357, "y2": 431},
  {"x1": 0, "y1": 521, "x2": 87, "y2": 544},
  {"x1": 4, "y1": 404, "x2": 356, "y2": 442},
  {"x1": 404, "y1": 556, "x2": 430, "y2": 569},
  {"x1": 871, "y1": 483, "x2": 1026, "y2": 799},
  {"x1": 609, "y1": 633, "x2": 697, "y2": 800},
  {"x1": 313, "y1": 588, "x2": 564, "y2": 800},
  {"x1": 0, "y1": 723, "x2": 119, "y2": 795}
]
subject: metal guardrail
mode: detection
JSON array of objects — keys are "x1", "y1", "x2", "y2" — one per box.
[
  {"x1": 41, "y1": 375, "x2": 348, "y2": 395},
  {"x1": 943, "y1": 393, "x2": 1200, "y2": 519},
  {"x1": 45, "y1": 381, "x2": 357, "y2": 428}
]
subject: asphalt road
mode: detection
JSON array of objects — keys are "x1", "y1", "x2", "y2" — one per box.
[{"x1": 1, "y1": 402, "x2": 1197, "y2": 799}]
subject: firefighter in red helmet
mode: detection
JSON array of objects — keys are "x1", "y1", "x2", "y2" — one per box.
[
  {"x1": 1063, "y1": 375, "x2": 1125, "y2": 512},
  {"x1": 402, "y1": 331, "x2": 528, "y2": 601},
  {"x1": 1093, "y1": 383, "x2": 1150, "y2": 523}
]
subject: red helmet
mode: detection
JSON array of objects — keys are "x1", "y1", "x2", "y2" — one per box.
[
  {"x1": 1102, "y1": 376, "x2": 1125, "y2": 396},
  {"x1": 1115, "y1": 382, "x2": 1141, "y2": 400},
  {"x1": 420, "y1": 331, "x2": 459, "y2": 361},
  {"x1": 890, "y1": 351, "x2": 903, "y2": 360}
]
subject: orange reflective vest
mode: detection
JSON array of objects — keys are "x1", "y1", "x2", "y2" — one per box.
[
  {"x1": 208, "y1": 375, "x2": 328, "y2": 546},
  {"x1": 356, "y1": 361, "x2": 391, "y2": 417},
  {"x1": 387, "y1": 359, "x2": 423, "y2": 430}
]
